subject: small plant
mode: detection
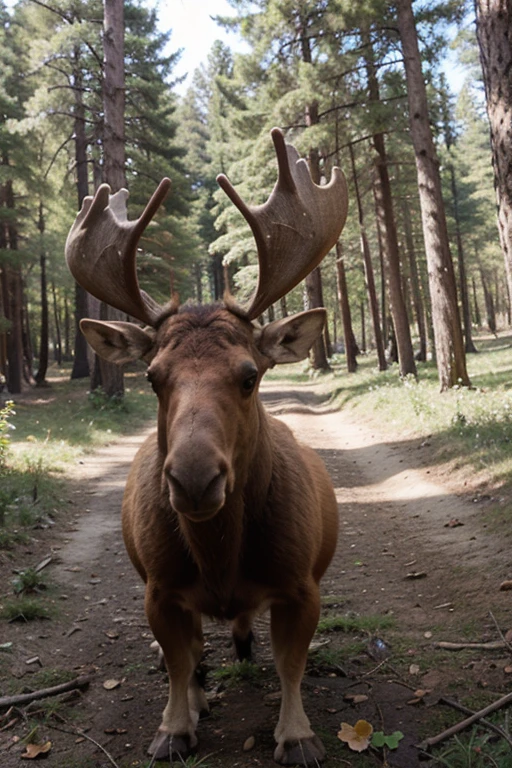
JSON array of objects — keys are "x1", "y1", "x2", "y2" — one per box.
[
  {"x1": 430, "y1": 728, "x2": 512, "y2": 767},
  {"x1": 88, "y1": 386, "x2": 127, "y2": 411},
  {"x1": 0, "y1": 596, "x2": 52, "y2": 622},
  {"x1": 316, "y1": 613, "x2": 395, "y2": 634},
  {"x1": 0, "y1": 399, "x2": 15, "y2": 467},
  {"x1": 12, "y1": 567, "x2": 47, "y2": 595},
  {"x1": 211, "y1": 659, "x2": 262, "y2": 686}
]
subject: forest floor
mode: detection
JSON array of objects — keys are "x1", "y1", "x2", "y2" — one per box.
[{"x1": 1, "y1": 376, "x2": 512, "y2": 767}]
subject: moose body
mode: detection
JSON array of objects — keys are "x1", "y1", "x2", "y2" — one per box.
[
  {"x1": 66, "y1": 128, "x2": 348, "y2": 764},
  {"x1": 118, "y1": 302, "x2": 338, "y2": 762}
]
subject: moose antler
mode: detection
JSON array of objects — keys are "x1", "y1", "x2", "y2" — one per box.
[
  {"x1": 216, "y1": 127, "x2": 348, "y2": 320},
  {"x1": 65, "y1": 178, "x2": 171, "y2": 326}
]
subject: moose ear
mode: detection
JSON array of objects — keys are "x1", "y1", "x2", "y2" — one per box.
[
  {"x1": 257, "y1": 308, "x2": 326, "y2": 364},
  {"x1": 80, "y1": 319, "x2": 156, "y2": 365}
]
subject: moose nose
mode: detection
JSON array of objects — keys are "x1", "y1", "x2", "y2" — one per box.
[{"x1": 165, "y1": 462, "x2": 228, "y2": 521}]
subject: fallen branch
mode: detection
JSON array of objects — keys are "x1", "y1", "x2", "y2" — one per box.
[
  {"x1": 418, "y1": 690, "x2": 512, "y2": 750},
  {"x1": 0, "y1": 674, "x2": 92, "y2": 709},
  {"x1": 489, "y1": 610, "x2": 512, "y2": 655},
  {"x1": 439, "y1": 697, "x2": 512, "y2": 748},
  {"x1": 433, "y1": 640, "x2": 506, "y2": 651}
]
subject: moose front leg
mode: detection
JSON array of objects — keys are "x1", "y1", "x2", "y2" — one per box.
[
  {"x1": 270, "y1": 587, "x2": 325, "y2": 765},
  {"x1": 145, "y1": 589, "x2": 206, "y2": 760}
]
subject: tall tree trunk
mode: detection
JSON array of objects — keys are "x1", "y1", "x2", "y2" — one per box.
[
  {"x1": 480, "y1": 266, "x2": 497, "y2": 334},
  {"x1": 52, "y1": 281, "x2": 62, "y2": 366},
  {"x1": 475, "y1": 0, "x2": 512, "y2": 310},
  {"x1": 449, "y1": 164, "x2": 478, "y2": 353},
  {"x1": 336, "y1": 242, "x2": 358, "y2": 372},
  {"x1": 97, "y1": 0, "x2": 126, "y2": 398},
  {"x1": 349, "y1": 142, "x2": 387, "y2": 371},
  {"x1": 299, "y1": 22, "x2": 330, "y2": 372},
  {"x1": 35, "y1": 202, "x2": 49, "y2": 385},
  {"x1": 71, "y1": 53, "x2": 91, "y2": 380},
  {"x1": 364, "y1": 33, "x2": 416, "y2": 378},
  {"x1": 64, "y1": 293, "x2": 71, "y2": 360},
  {"x1": 472, "y1": 275, "x2": 482, "y2": 327},
  {"x1": 360, "y1": 301, "x2": 366, "y2": 352},
  {"x1": 3, "y1": 176, "x2": 23, "y2": 394},
  {"x1": 397, "y1": 0, "x2": 470, "y2": 390},
  {"x1": 400, "y1": 181, "x2": 428, "y2": 361}
]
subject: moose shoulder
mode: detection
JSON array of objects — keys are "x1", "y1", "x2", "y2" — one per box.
[{"x1": 66, "y1": 128, "x2": 348, "y2": 765}]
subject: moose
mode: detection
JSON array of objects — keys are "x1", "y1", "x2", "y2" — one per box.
[{"x1": 65, "y1": 128, "x2": 348, "y2": 765}]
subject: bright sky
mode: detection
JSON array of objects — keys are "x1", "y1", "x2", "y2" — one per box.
[{"x1": 155, "y1": 0, "x2": 246, "y2": 93}]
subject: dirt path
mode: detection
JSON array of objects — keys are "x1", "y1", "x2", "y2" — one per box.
[{"x1": 1, "y1": 381, "x2": 511, "y2": 768}]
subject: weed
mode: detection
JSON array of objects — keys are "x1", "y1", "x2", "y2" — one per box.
[
  {"x1": 0, "y1": 400, "x2": 16, "y2": 467},
  {"x1": 12, "y1": 567, "x2": 47, "y2": 595},
  {"x1": 88, "y1": 386, "x2": 127, "y2": 411},
  {"x1": 211, "y1": 659, "x2": 263, "y2": 686},
  {"x1": 0, "y1": 596, "x2": 52, "y2": 622},
  {"x1": 316, "y1": 613, "x2": 395, "y2": 634},
  {"x1": 430, "y1": 727, "x2": 512, "y2": 767}
]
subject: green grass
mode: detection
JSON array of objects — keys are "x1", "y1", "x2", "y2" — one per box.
[
  {"x1": 323, "y1": 332, "x2": 512, "y2": 490},
  {"x1": 316, "y1": 613, "x2": 395, "y2": 634},
  {"x1": 0, "y1": 365, "x2": 157, "y2": 551},
  {"x1": 0, "y1": 595, "x2": 54, "y2": 622},
  {"x1": 429, "y1": 723, "x2": 512, "y2": 767},
  {"x1": 8, "y1": 366, "x2": 155, "y2": 461},
  {"x1": 211, "y1": 659, "x2": 263, "y2": 686}
]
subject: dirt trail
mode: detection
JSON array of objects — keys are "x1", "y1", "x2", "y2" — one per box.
[{"x1": 1, "y1": 381, "x2": 511, "y2": 768}]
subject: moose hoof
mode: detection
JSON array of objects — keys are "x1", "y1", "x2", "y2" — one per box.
[
  {"x1": 148, "y1": 729, "x2": 196, "y2": 760},
  {"x1": 274, "y1": 735, "x2": 325, "y2": 765}
]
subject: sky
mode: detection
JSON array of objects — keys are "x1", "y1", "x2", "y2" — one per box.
[{"x1": 154, "y1": 0, "x2": 246, "y2": 93}]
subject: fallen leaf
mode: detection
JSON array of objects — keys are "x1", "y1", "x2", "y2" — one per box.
[
  {"x1": 344, "y1": 693, "x2": 369, "y2": 704},
  {"x1": 337, "y1": 720, "x2": 373, "y2": 752},
  {"x1": 406, "y1": 571, "x2": 427, "y2": 580},
  {"x1": 21, "y1": 741, "x2": 52, "y2": 759},
  {"x1": 243, "y1": 735, "x2": 255, "y2": 751},
  {"x1": 424, "y1": 631, "x2": 433, "y2": 639},
  {"x1": 409, "y1": 664, "x2": 421, "y2": 675},
  {"x1": 505, "y1": 629, "x2": 512, "y2": 643},
  {"x1": 444, "y1": 518, "x2": 464, "y2": 528},
  {"x1": 103, "y1": 679, "x2": 122, "y2": 690},
  {"x1": 499, "y1": 580, "x2": 512, "y2": 591}
]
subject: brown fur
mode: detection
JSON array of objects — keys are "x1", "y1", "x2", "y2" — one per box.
[{"x1": 109, "y1": 304, "x2": 338, "y2": 764}]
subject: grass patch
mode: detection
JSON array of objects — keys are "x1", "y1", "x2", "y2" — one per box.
[
  {"x1": 429, "y1": 724, "x2": 512, "y2": 767},
  {"x1": 0, "y1": 595, "x2": 53, "y2": 622},
  {"x1": 324, "y1": 332, "x2": 512, "y2": 491},
  {"x1": 316, "y1": 613, "x2": 395, "y2": 634},
  {"x1": 211, "y1": 659, "x2": 263, "y2": 686}
]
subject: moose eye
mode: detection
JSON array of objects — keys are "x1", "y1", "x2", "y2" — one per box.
[
  {"x1": 240, "y1": 365, "x2": 258, "y2": 395},
  {"x1": 146, "y1": 370, "x2": 157, "y2": 393}
]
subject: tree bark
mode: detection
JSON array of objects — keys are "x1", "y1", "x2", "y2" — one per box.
[
  {"x1": 35, "y1": 202, "x2": 49, "y2": 385},
  {"x1": 475, "y1": 0, "x2": 512, "y2": 310},
  {"x1": 98, "y1": 0, "x2": 126, "y2": 398},
  {"x1": 71, "y1": 51, "x2": 91, "y2": 380},
  {"x1": 397, "y1": 0, "x2": 470, "y2": 390},
  {"x1": 52, "y1": 281, "x2": 62, "y2": 366},
  {"x1": 449, "y1": 164, "x2": 478, "y2": 353},
  {"x1": 349, "y1": 142, "x2": 387, "y2": 371},
  {"x1": 400, "y1": 180, "x2": 428, "y2": 361},
  {"x1": 364, "y1": 34, "x2": 416, "y2": 378},
  {"x1": 336, "y1": 242, "x2": 358, "y2": 372}
]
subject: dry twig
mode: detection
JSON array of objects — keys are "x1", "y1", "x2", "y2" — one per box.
[
  {"x1": 433, "y1": 640, "x2": 506, "y2": 651},
  {"x1": 0, "y1": 674, "x2": 92, "y2": 709},
  {"x1": 418, "y1": 690, "x2": 512, "y2": 750}
]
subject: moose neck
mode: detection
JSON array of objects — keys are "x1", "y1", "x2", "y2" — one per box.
[{"x1": 167, "y1": 396, "x2": 274, "y2": 614}]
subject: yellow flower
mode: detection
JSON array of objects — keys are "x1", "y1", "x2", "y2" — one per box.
[{"x1": 337, "y1": 719, "x2": 373, "y2": 752}]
